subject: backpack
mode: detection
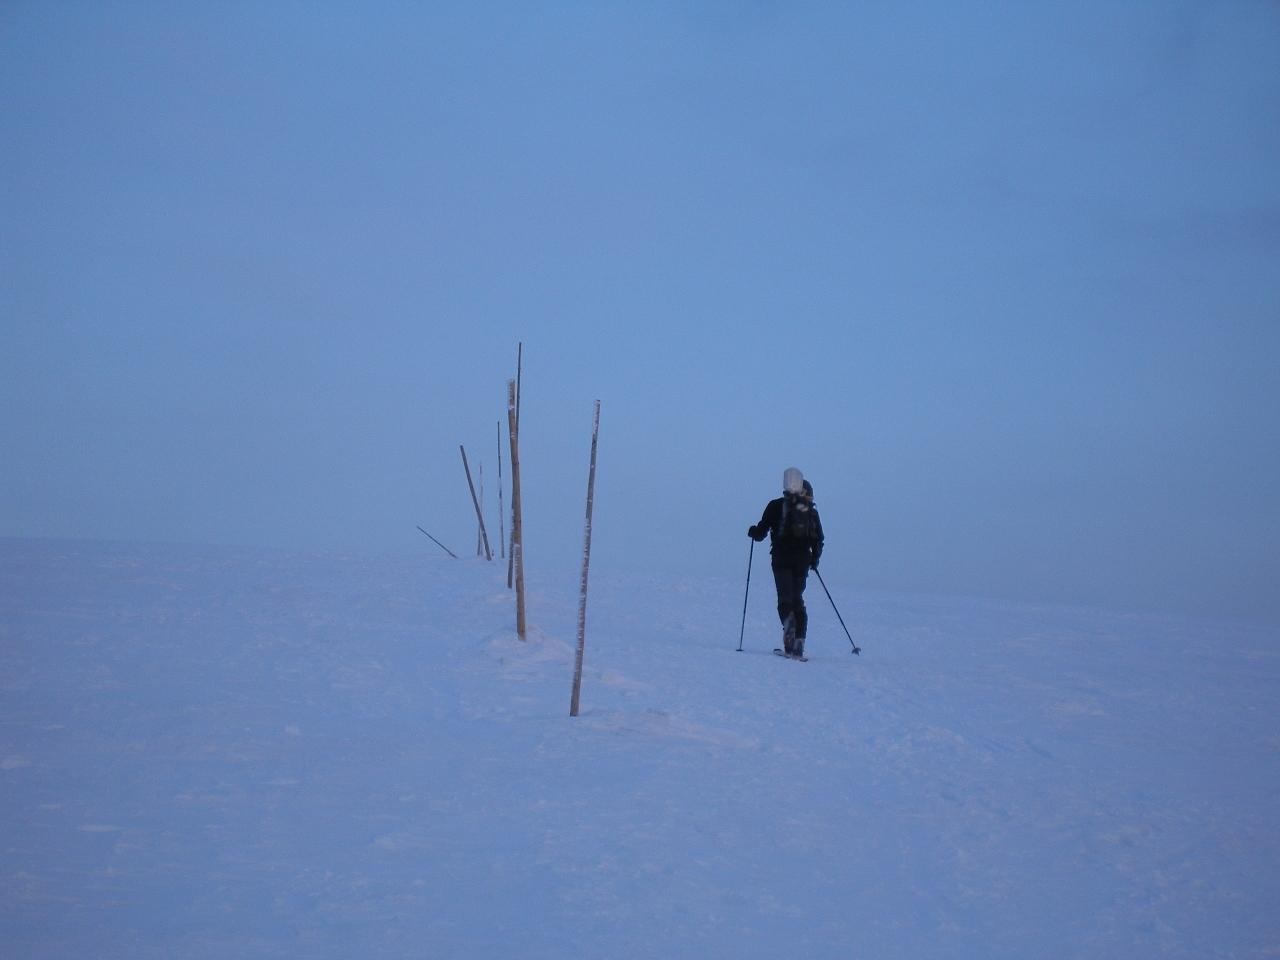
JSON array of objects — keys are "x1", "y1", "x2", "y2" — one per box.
[{"x1": 776, "y1": 492, "x2": 815, "y2": 543}]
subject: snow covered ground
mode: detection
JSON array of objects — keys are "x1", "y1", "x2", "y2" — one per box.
[{"x1": 2, "y1": 538, "x2": 1277, "y2": 959}]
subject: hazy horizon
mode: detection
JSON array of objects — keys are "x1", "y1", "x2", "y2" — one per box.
[{"x1": 4, "y1": 2, "x2": 1278, "y2": 624}]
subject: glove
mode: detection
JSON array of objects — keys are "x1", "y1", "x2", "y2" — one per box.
[
  {"x1": 810, "y1": 555, "x2": 820, "y2": 570},
  {"x1": 748, "y1": 525, "x2": 763, "y2": 541}
]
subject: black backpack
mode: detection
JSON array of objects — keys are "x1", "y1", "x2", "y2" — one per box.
[{"x1": 776, "y1": 492, "x2": 814, "y2": 543}]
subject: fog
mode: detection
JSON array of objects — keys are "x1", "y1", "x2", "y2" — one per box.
[{"x1": 3, "y1": 2, "x2": 1278, "y2": 623}]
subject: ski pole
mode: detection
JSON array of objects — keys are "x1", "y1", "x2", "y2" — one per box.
[
  {"x1": 737, "y1": 539, "x2": 755, "y2": 651},
  {"x1": 813, "y1": 567, "x2": 861, "y2": 655}
]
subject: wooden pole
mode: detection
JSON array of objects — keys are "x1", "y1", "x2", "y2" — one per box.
[
  {"x1": 507, "y1": 343, "x2": 522, "y2": 588},
  {"x1": 506, "y1": 413, "x2": 516, "y2": 589},
  {"x1": 459, "y1": 445, "x2": 493, "y2": 561},
  {"x1": 496, "y1": 421, "x2": 505, "y2": 561},
  {"x1": 515, "y1": 341, "x2": 523, "y2": 432},
  {"x1": 476, "y1": 460, "x2": 484, "y2": 556},
  {"x1": 506, "y1": 380, "x2": 526, "y2": 640},
  {"x1": 416, "y1": 526, "x2": 458, "y2": 559},
  {"x1": 570, "y1": 400, "x2": 601, "y2": 718}
]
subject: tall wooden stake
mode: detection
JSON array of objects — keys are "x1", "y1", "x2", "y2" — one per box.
[
  {"x1": 506, "y1": 380, "x2": 526, "y2": 640},
  {"x1": 506, "y1": 414, "x2": 516, "y2": 589},
  {"x1": 507, "y1": 343, "x2": 522, "y2": 588},
  {"x1": 459, "y1": 445, "x2": 492, "y2": 561},
  {"x1": 496, "y1": 421, "x2": 505, "y2": 561},
  {"x1": 515, "y1": 341, "x2": 523, "y2": 431},
  {"x1": 569, "y1": 400, "x2": 601, "y2": 718}
]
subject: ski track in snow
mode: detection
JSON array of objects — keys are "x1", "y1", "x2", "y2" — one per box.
[{"x1": 1, "y1": 538, "x2": 1278, "y2": 959}]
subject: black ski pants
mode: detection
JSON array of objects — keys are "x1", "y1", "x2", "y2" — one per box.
[{"x1": 771, "y1": 559, "x2": 810, "y2": 639}]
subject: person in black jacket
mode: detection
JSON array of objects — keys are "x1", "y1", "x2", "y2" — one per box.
[{"x1": 748, "y1": 467, "x2": 824, "y2": 658}]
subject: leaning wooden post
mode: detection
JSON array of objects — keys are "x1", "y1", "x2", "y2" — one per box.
[
  {"x1": 416, "y1": 526, "x2": 458, "y2": 559},
  {"x1": 570, "y1": 400, "x2": 601, "y2": 718},
  {"x1": 506, "y1": 380, "x2": 526, "y2": 640},
  {"x1": 459, "y1": 445, "x2": 493, "y2": 561},
  {"x1": 476, "y1": 460, "x2": 485, "y2": 556}
]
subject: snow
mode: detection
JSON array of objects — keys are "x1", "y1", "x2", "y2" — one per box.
[{"x1": 2, "y1": 538, "x2": 1277, "y2": 958}]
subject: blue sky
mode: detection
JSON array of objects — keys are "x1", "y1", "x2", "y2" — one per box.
[{"x1": 3, "y1": 1, "x2": 1278, "y2": 623}]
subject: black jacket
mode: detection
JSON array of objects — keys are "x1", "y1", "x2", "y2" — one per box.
[{"x1": 751, "y1": 495, "x2": 824, "y2": 566}]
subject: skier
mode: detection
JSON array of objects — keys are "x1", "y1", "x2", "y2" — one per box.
[{"x1": 748, "y1": 467, "x2": 824, "y2": 659}]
